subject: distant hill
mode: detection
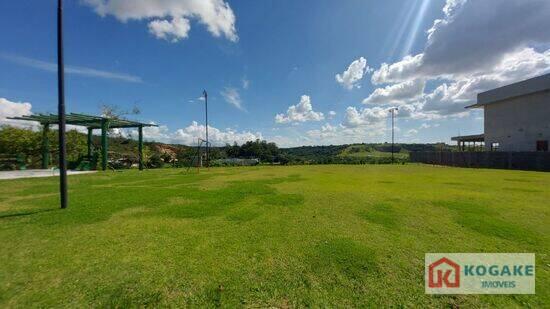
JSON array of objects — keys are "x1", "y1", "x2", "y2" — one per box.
[
  {"x1": 338, "y1": 144, "x2": 407, "y2": 160},
  {"x1": 281, "y1": 143, "x2": 455, "y2": 164}
]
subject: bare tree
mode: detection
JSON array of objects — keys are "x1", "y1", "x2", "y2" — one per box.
[{"x1": 99, "y1": 103, "x2": 141, "y2": 138}]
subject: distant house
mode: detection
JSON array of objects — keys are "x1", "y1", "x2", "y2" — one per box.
[{"x1": 452, "y1": 73, "x2": 550, "y2": 152}]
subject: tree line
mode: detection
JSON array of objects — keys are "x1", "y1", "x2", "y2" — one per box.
[{"x1": 1, "y1": 125, "x2": 453, "y2": 170}]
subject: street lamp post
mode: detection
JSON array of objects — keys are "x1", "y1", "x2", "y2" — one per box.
[
  {"x1": 389, "y1": 107, "x2": 398, "y2": 164},
  {"x1": 57, "y1": 0, "x2": 68, "y2": 209}
]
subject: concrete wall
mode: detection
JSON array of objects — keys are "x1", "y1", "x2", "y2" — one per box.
[{"x1": 484, "y1": 90, "x2": 550, "y2": 151}]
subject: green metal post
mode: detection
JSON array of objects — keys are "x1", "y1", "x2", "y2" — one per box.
[
  {"x1": 101, "y1": 119, "x2": 109, "y2": 171},
  {"x1": 42, "y1": 123, "x2": 50, "y2": 169},
  {"x1": 87, "y1": 127, "x2": 93, "y2": 158},
  {"x1": 138, "y1": 125, "x2": 144, "y2": 171}
]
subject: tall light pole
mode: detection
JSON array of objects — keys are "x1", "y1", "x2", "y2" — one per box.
[
  {"x1": 203, "y1": 90, "x2": 209, "y2": 168},
  {"x1": 389, "y1": 107, "x2": 398, "y2": 164},
  {"x1": 57, "y1": 0, "x2": 68, "y2": 209}
]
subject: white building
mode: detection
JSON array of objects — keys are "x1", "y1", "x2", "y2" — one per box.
[{"x1": 452, "y1": 73, "x2": 550, "y2": 152}]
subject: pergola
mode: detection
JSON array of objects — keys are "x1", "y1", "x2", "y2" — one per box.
[
  {"x1": 451, "y1": 134, "x2": 485, "y2": 152},
  {"x1": 8, "y1": 113, "x2": 157, "y2": 171}
]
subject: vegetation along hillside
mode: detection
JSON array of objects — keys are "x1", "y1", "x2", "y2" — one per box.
[{"x1": 1, "y1": 126, "x2": 455, "y2": 170}]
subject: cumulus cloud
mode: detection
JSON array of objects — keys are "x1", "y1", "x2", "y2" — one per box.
[
  {"x1": 171, "y1": 121, "x2": 260, "y2": 145},
  {"x1": 404, "y1": 129, "x2": 418, "y2": 137},
  {"x1": 0, "y1": 54, "x2": 143, "y2": 83},
  {"x1": 305, "y1": 120, "x2": 389, "y2": 145},
  {"x1": 340, "y1": 105, "x2": 432, "y2": 142},
  {"x1": 421, "y1": 0, "x2": 550, "y2": 77},
  {"x1": 422, "y1": 48, "x2": 550, "y2": 116},
  {"x1": 148, "y1": 17, "x2": 191, "y2": 42},
  {"x1": 368, "y1": 0, "x2": 550, "y2": 120},
  {"x1": 336, "y1": 57, "x2": 370, "y2": 89},
  {"x1": 306, "y1": 123, "x2": 339, "y2": 139},
  {"x1": 275, "y1": 95, "x2": 324, "y2": 124},
  {"x1": 221, "y1": 87, "x2": 245, "y2": 111},
  {"x1": 327, "y1": 110, "x2": 337, "y2": 119},
  {"x1": 363, "y1": 79, "x2": 425, "y2": 105},
  {"x1": 371, "y1": 54, "x2": 424, "y2": 85},
  {"x1": 343, "y1": 106, "x2": 387, "y2": 128},
  {"x1": 0, "y1": 98, "x2": 93, "y2": 133},
  {"x1": 0, "y1": 97, "x2": 34, "y2": 128},
  {"x1": 372, "y1": 0, "x2": 550, "y2": 84},
  {"x1": 83, "y1": 0, "x2": 238, "y2": 42},
  {"x1": 125, "y1": 121, "x2": 261, "y2": 146}
]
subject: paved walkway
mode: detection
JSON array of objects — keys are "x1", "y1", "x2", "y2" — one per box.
[{"x1": 0, "y1": 169, "x2": 96, "y2": 180}]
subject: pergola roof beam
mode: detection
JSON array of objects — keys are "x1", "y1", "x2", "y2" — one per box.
[{"x1": 8, "y1": 113, "x2": 157, "y2": 128}]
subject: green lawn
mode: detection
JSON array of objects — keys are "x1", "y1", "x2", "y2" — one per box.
[{"x1": 0, "y1": 165, "x2": 548, "y2": 307}]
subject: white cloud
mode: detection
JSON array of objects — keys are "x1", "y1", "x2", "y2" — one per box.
[
  {"x1": 148, "y1": 17, "x2": 190, "y2": 42},
  {"x1": 221, "y1": 87, "x2": 245, "y2": 111},
  {"x1": 404, "y1": 129, "x2": 418, "y2": 137},
  {"x1": 363, "y1": 79, "x2": 425, "y2": 105},
  {"x1": 124, "y1": 121, "x2": 261, "y2": 146},
  {"x1": 336, "y1": 57, "x2": 370, "y2": 89},
  {"x1": 305, "y1": 120, "x2": 389, "y2": 145},
  {"x1": 242, "y1": 77, "x2": 250, "y2": 89},
  {"x1": 0, "y1": 98, "x2": 94, "y2": 133},
  {"x1": 422, "y1": 48, "x2": 550, "y2": 116},
  {"x1": 372, "y1": 0, "x2": 550, "y2": 84},
  {"x1": 84, "y1": 0, "x2": 238, "y2": 42},
  {"x1": 171, "y1": 122, "x2": 260, "y2": 145},
  {"x1": 275, "y1": 95, "x2": 325, "y2": 124},
  {"x1": 343, "y1": 106, "x2": 387, "y2": 128},
  {"x1": 306, "y1": 123, "x2": 339, "y2": 139},
  {"x1": 0, "y1": 97, "x2": 35, "y2": 128},
  {"x1": 371, "y1": 54, "x2": 424, "y2": 85},
  {"x1": 368, "y1": 0, "x2": 550, "y2": 120},
  {"x1": 421, "y1": 0, "x2": 550, "y2": 77},
  {"x1": 327, "y1": 110, "x2": 337, "y2": 119},
  {"x1": 0, "y1": 54, "x2": 143, "y2": 83}
]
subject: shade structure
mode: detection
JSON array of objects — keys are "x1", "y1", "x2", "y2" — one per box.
[
  {"x1": 451, "y1": 134, "x2": 485, "y2": 152},
  {"x1": 8, "y1": 113, "x2": 158, "y2": 171}
]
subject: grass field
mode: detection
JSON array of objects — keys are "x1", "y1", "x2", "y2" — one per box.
[{"x1": 0, "y1": 165, "x2": 549, "y2": 307}]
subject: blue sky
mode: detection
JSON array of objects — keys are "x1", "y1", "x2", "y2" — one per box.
[{"x1": 1, "y1": 0, "x2": 549, "y2": 146}]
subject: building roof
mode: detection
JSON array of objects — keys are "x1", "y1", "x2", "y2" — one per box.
[
  {"x1": 466, "y1": 73, "x2": 550, "y2": 108},
  {"x1": 8, "y1": 113, "x2": 157, "y2": 129},
  {"x1": 451, "y1": 134, "x2": 485, "y2": 142}
]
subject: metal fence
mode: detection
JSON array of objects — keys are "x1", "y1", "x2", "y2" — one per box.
[{"x1": 410, "y1": 151, "x2": 550, "y2": 172}]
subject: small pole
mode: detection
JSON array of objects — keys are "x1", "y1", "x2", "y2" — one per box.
[
  {"x1": 87, "y1": 127, "x2": 93, "y2": 158},
  {"x1": 197, "y1": 138, "x2": 201, "y2": 172},
  {"x1": 203, "y1": 90, "x2": 209, "y2": 168},
  {"x1": 389, "y1": 107, "x2": 398, "y2": 164},
  {"x1": 42, "y1": 123, "x2": 50, "y2": 169},
  {"x1": 57, "y1": 0, "x2": 68, "y2": 209},
  {"x1": 101, "y1": 119, "x2": 109, "y2": 171},
  {"x1": 138, "y1": 125, "x2": 143, "y2": 171}
]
